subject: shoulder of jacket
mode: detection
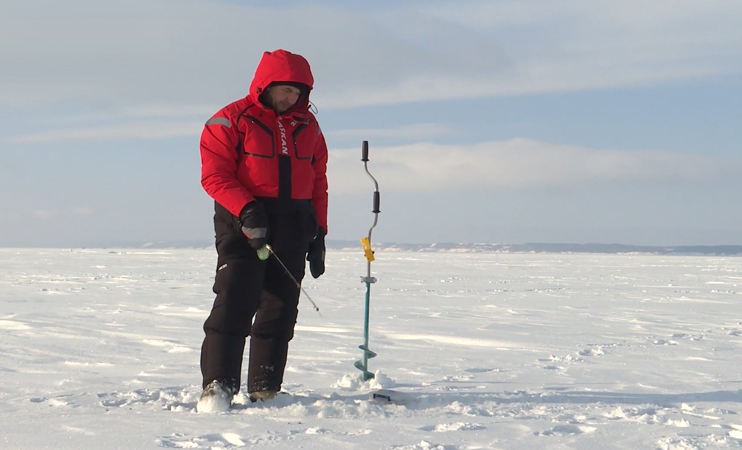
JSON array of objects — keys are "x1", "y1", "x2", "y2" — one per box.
[
  {"x1": 206, "y1": 97, "x2": 254, "y2": 122},
  {"x1": 204, "y1": 98, "x2": 258, "y2": 132},
  {"x1": 309, "y1": 113, "x2": 324, "y2": 136},
  {"x1": 219, "y1": 97, "x2": 255, "y2": 119}
]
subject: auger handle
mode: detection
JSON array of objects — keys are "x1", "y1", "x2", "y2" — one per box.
[{"x1": 362, "y1": 141, "x2": 380, "y2": 214}]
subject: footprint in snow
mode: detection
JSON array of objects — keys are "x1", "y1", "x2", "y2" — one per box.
[
  {"x1": 419, "y1": 422, "x2": 485, "y2": 432},
  {"x1": 657, "y1": 434, "x2": 735, "y2": 448},
  {"x1": 536, "y1": 424, "x2": 596, "y2": 436},
  {"x1": 29, "y1": 396, "x2": 69, "y2": 407},
  {"x1": 388, "y1": 440, "x2": 456, "y2": 450},
  {"x1": 463, "y1": 367, "x2": 502, "y2": 373},
  {"x1": 670, "y1": 332, "x2": 705, "y2": 341},
  {"x1": 158, "y1": 432, "x2": 247, "y2": 449},
  {"x1": 97, "y1": 385, "x2": 201, "y2": 411},
  {"x1": 651, "y1": 339, "x2": 678, "y2": 346},
  {"x1": 578, "y1": 346, "x2": 606, "y2": 356},
  {"x1": 540, "y1": 354, "x2": 582, "y2": 363}
]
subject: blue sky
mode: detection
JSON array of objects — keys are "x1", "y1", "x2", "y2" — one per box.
[{"x1": 1, "y1": 0, "x2": 741, "y2": 247}]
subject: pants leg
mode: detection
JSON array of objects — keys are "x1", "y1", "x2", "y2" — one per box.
[
  {"x1": 247, "y1": 248, "x2": 306, "y2": 393},
  {"x1": 200, "y1": 226, "x2": 266, "y2": 391}
]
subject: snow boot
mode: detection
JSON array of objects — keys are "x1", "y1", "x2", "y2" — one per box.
[
  {"x1": 249, "y1": 390, "x2": 279, "y2": 403},
  {"x1": 197, "y1": 379, "x2": 237, "y2": 413}
]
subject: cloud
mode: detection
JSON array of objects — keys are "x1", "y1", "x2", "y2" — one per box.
[
  {"x1": 326, "y1": 124, "x2": 458, "y2": 141},
  {"x1": 9, "y1": 121, "x2": 457, "y2": 144},
  {"x1": 33, "y1": 210, "x2": 57, "y2": 220},
  {"x1": 9, "y1": 122, "x2": 203, "y2": 143},
  {"x1": 27, "y1": 206, "x2": 94, "y2": 221},
  {"x1": 1, "y1": 0, "x2": 740, "y2": 111},
  {"x1": 32, "y1": 208, "x2": 94, "y2": 220},
  {"x1": 327, "y1": 138, "x2": 740, "y2": 193},
  {"x1": 121, "y1": 105, "x2": 217, "y2": 119}
]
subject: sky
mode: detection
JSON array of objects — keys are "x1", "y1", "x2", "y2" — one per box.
[{"x1": 1, "y1": 0, "x2": 741, "y2": 247}]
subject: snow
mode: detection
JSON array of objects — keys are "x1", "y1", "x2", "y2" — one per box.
[{"x1": 2, "y1": 248, "x2": 742, "y2": 449}]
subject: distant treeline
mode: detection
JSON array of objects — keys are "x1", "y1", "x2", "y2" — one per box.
[
  {"x1": 64, "y1": 240, "x2": 742, "y2": 256},
  {"x1": 325, "y1": 241, "x2": 742, "y2": 256}
]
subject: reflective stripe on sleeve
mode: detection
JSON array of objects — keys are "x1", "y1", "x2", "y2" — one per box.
[{"x1": 205, "y1": 117, "x2": 231, "y2": 128}]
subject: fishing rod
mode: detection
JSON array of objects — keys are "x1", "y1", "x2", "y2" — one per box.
[{"x1": 257, "y1": 244, "x2": 321, "y2": 314}]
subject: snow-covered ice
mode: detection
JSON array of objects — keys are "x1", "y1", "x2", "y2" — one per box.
[{"x1": 2, "y1": 248, "x2": 742, "y2": 449}]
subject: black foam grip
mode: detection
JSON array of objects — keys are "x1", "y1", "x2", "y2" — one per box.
[{"x1": 362, "y1": 141, "x2": 369, "y2": 162}]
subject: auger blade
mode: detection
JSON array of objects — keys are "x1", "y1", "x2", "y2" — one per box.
[
  {"x1": 358, "y1": 345, "x2": 377, "y2": 358},
  {"x1": 353, "y1": 360, "x2": 375, "y2": 380}
]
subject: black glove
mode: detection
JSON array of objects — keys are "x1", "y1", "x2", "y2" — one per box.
[
  {"x1": 307, "y1": 227, "x2": 326, "y2": 279},
  {"x1": 239, "y1": 202, "x2": 268, "y2": 250}
]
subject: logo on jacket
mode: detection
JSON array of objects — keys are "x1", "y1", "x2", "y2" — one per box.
[{"x1": 277, "y1": 118, "x2": 289, "y2": 155}]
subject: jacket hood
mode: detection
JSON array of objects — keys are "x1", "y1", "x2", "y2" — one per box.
[{"x1": 248, "y1": 49, "x2": 314, "y2": 111}]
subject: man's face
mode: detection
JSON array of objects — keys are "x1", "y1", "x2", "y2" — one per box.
[{"x1": 267, "y1": 85, "x2": 302, "y2": 113}]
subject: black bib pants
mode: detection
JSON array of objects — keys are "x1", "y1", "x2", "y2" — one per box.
[{"x1": 200, "y1": 198, "x2": 317, "y2": 393}]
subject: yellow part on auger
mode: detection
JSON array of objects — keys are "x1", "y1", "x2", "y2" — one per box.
[{"x1": 361, "y1": 237, "x2": 375, "y2": 262}]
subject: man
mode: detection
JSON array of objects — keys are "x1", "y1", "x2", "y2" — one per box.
[{"x1": 198, "y1": 49, "x2": 328, "y2": 412}]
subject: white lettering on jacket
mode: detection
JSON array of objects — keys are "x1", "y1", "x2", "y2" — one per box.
[{"x1": 277, "y1": 117, "x2": 289, "y2": 155}]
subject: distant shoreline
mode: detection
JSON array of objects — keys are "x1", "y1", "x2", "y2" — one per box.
[{"x1": 2, "y1": 241, "x2": 742, "y2": 256}]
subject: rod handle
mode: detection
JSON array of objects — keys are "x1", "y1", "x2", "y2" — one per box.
[
  {"x1": 373, "y1": 191, "x2": 380, "y2": 213},
  {"x1": 362, "y1": 140, "x2": 369, "y2": 162}
]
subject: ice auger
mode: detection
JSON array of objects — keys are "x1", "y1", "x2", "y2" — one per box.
[{"x1": 354, "y1": 141, "x2": 380, "y2": 381}]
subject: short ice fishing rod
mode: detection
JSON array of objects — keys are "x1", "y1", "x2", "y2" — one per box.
[
  {"x1": 354, "y1": 140, "x2": 381, "y2": 381},
  {"x1": 257, "y1": 244, "x2": 321, "y2": 314}
]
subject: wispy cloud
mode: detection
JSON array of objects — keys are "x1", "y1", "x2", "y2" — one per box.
[
  {"x1": 30, "y1": 208, "x2": 93, "y2": 222},
  {"x1": 9, "y1": 122, "x2": 202, "y2": 143},
  {"x1": 326, "y1": 124, "x2": 458, "y2": 141},
  {"x1": 328, "y1": 139, "x2": 740, "y2": 193},
  {"x1": 33, "y1": 210, "x2": 57, "y2": 220},
  {"x1": 10, "y1": 121, "x2": 457, "y2": 144},
  {"x1": 121, "y1": 105, "x2": 218, "y2": 119},
  {"x1": 1, "y1": 0, "x2": 740, "y2": 110}
]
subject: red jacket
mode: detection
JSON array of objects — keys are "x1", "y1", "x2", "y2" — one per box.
[{"x1": 200, "y1": 49, "x2": 329, "y2": 231}]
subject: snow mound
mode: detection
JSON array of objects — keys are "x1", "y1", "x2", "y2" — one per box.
[{"x1": 333, "y1": 370, "x2": 396, "y2": 391}]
